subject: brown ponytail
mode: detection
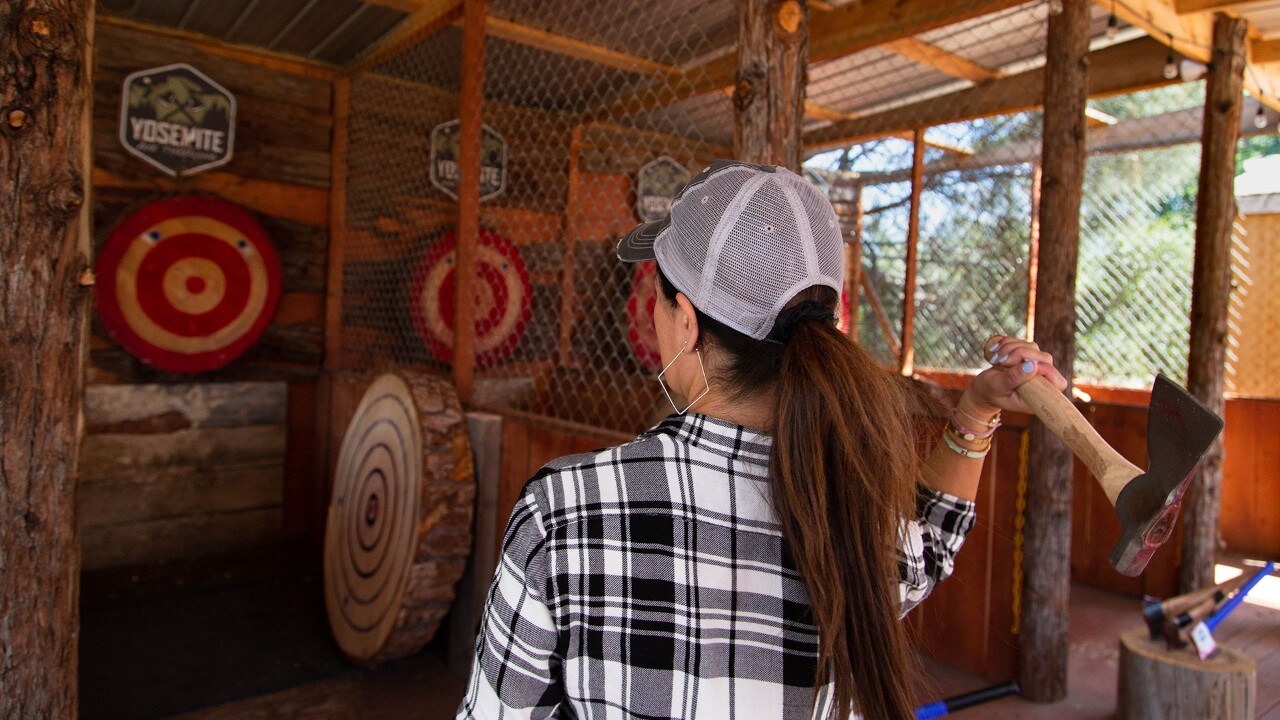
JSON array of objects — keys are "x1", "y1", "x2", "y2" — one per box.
[{"x1": 658, "y1": 270, "x2": 918, "y2": 720}]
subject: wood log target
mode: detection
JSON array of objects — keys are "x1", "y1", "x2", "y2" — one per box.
[
  {"x1": 625, "y1": 260, "x2": 854, "y2": 370},
  {"x1": 409, "y1": 228, "x2": 531, "y2": 368},
  {"x1": 324, "y1": 370, "x2": 475, "y2": 664},
  {"x1": 94, "y1": 196, "x2": 282, "y2": 373}
]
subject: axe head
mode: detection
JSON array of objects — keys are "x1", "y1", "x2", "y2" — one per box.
[{"x1": 1109, "y1": 374, "x2": 1224, "y2": 576}]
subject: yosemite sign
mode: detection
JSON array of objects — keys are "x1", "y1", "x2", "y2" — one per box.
[
  {"x1": 119, "y1": 64, "x2": 236, "y2": 177},
  {"x1": 429, "y1": 120, "x2": 507, "y2": 202}
]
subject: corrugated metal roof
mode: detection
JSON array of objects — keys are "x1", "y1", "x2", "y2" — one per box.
[{"x1": 97, "y1": 0, "x2": 405, "y2": 64}]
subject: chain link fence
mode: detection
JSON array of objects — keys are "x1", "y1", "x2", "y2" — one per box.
[{"x1": 335, "y1": 0, "x2": 1280, "y2": 439}]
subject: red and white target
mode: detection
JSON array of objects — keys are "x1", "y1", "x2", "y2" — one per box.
[
  {"x1": 94, "y1": 196, "x2": 281, "y2": 374},
  {"x1": 409, "y1": 229, "x2": 531, "y2": 368},
  {"x1": 625, "y1": 262, "x2": 853, "y2": 369},
  {"x1": 625, "y1": 261, "x2": 662, "y2": 370}
]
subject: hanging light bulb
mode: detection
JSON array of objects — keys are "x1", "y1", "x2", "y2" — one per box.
[
  {"x1": 1255, "y1": 104, "x2": 1270, "y2": 130},
  {"x1": 1163, "y1": 46, "x2": 1179, "y2": 80},
  {"x1": 1047, "y1": 0, "x2": 1064, "y2": 15},
  {"x1": 1106, "y1": 13, "x2": 1119, "y2": 40}
]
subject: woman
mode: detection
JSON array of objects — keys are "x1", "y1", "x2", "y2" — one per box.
[{"x1": 458, "y1": 160, "x2": 1065, "y2": 720}]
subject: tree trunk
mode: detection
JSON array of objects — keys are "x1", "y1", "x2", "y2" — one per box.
[
  {"x1": 1019, "y1": 0, "x2": 1089, "y2": 703},
  {"x1": 0, "y1": 0, "x2": 94, "y2": 716},
  {"x1": 1117, "y1": 627, "x2": 1255, "y2": 719},
  {"x1": 733, "y1": 0, "x2": 807, "y2": 170},
  {"x1": 1180, "y1": 13, "x2": 1246, "y2": 595}
]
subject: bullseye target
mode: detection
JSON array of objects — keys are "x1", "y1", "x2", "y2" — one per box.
[
  {"x1": 325, "y1": 373, "x2": 422, "y2": 662},
  {"x1": 624, "y1": 262, "x2": 854, "y2": 370},
  {"x1": 408, "y1": 228, "x2": 531, "y2": 368},
  {"x1": 323, "y1": 371, "x2": 475, "y2": 665},
  {"x1": 626, "y1": 261, "x2": 661, "y2": 370},
  {"x1": 94, "y1": 196, "x2": 281, "y2": 373}
]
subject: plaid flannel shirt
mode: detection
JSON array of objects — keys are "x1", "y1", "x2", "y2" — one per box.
[{"x1": 458, "y1": 413, "x2": 976, "y2": 720}]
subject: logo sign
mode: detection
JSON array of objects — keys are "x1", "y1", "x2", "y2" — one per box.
[
  {"x1": 429, "y1": 120, "x2": 507, "y2": 202},
  {"x1": 119, "y1": 64, "x2": 236, "y2": 177},
  {"x1": 635, "y1": 156, "x2": 692, "y2": 222}
]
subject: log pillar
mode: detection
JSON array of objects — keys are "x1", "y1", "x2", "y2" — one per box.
[
  {"x1": 901, "y1": 127, "x2": 926, "y2": 376},
  {"x1": 1019, "y1": 0, "x2": 1090, "y2": 702},
  {"x1": 453, "y1": 0, "x2": 487, "y2": 403},
  {"x1": 1180, "y1": 13, "x2": 1247, "y2": 594},
  {"x1": 1, "y1": 0, "x2": 94, "y2": 716},
  {"x1": 733, "y1": 0, "x2": 807, "y2": 170}
]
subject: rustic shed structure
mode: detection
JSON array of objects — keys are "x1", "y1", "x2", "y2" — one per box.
[{"x1": 3, "y1": 0, "x2": 1280, "y2": 716}]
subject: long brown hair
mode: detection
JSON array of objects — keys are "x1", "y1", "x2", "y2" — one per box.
[{"x1": 658, "y1": 270, "x2": 918, "y2": 720}]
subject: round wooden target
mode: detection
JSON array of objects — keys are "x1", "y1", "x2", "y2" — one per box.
[
  {"x1": 324, "y1": 371, "x2": 475, "y2": 664},
  {"x1": 409, "y1": 228, "x2": 531, "y2": 368},
  {"x1": 94, "y1": 196, "x2": 282, "y2": 373},
  {"x1": 625, "y1": 262, "x2": 853, "y2": 368}
]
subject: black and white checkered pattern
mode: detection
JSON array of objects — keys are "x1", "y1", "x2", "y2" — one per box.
[{"x1": 458, "y1": 413, "x2": 976, "y2": 720}]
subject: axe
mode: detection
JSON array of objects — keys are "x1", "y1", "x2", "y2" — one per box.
[
  {"x1": 1142, "y1": 572, "x2": 1251, "y2": 640},
  {"x1": 1011, "y1": 372, "x2": 1223, "y2": 576},
  {"x1": 1188, "y1": 561, "x2": 1275, "y2": 659}
]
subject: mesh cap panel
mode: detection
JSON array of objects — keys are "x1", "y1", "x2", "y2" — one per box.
[{"x1": 640, "y1": 161, "x2": 843, "y2": 340}]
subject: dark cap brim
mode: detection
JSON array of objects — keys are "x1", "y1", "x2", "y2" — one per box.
[{"x1": 616, "y1": 216, "x2": 669, "y2": 263}]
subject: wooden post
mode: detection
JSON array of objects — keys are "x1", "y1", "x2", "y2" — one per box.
[
  {"x1": 845, "y1": 182, "x2": 864, "y2": 332},
  {"x1": 900, "y1": 127, "x2": 926, "y2": 376},
  {"x1": 1019, "y1": 0, "x2": 1090, "y2": 703},
  {"x1": 557, "y1": 125, "x2": 583, "y2": 367},
  {"x1": 733, "y1": 0, "x2": 807, "y2": 169},
  {"x1": 1180, "y1": 13, "x2": 1247, "y2": 594},
  {"x1": 1026, "y1": 161, "x2": 1042, "y2": 339},
  {"x1": 1, "y1": 1, "x2": 93, "y2": 716},
  {"x1": 454, "y1": 0, "x2": 487, "y2": 403},
  {"x1": 1117, "y1": 627, "x2": 1255, "y2": 719},
  {"x1": 325, "y1": 76, "x2": 350, "y2": 369}
]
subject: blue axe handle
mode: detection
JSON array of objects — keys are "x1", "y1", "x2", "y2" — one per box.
[
  {"x1": 1203, "y1": 561, "x2": 1275, "y2": 633},
  {"x1": 915, "y1": 681, "x2": 1020, "y2": 719}
]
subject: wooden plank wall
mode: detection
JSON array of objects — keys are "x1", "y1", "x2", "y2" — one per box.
[
  {"x1": 1229, "y1": 212, "x2": 1280, "y2": 398},
  {"x1": 84, "y1": 21, "x2": 332, "y2": 570}
]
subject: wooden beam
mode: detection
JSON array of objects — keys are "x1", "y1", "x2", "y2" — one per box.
[
  {"x1": 2, "y1": 1, "x2": 93, "y2": 716},
  {"x1": 346, "y1": 0, "x2": 461, "y2": 73},
  {"x1": 1020, "y1": 0, "x2": 1090, "y2": 703},
  {"x1": 1097, "y1": 0, "x2": 1280, "y2": 110},
  {"x1": 1026, "y1": 161, "x2": 1042, "y2": 340},
  {"x1": 1173, "y1": 0, "x2": 1270, "y2": 14},
  {"x1": 585, "y1": 0, "x2": 1023, "y2": 123},
  {"x1": 93, "y1": 168, "x2": 328, "y2": 227},
  {"x1": 325, "y1": 77, "x2": 351, "y2": 369},
  {"x1": 1085, "y1": 105, "x2": 1118, "y2": 126},
  {"x1": 1182, "y1": 13, "x2": 1247, "y2": 594},
  {"x1": 453, "y1": 0, "x2": 486, "y2": 403},
  {"x1": 1253, "y1": 38, "x2": 1280, "y2": 64},
  {"x1": 900, "y1": 128, "x2": 926, "y2": 377},
  {"x1": 477, "y1": 16, "x2": 680, "y2": 76},
  {"x1": 95, "y1": 13, "x2": 335, "y2": 79},
  {"x1": 881, "y1": 37, "x2": 1002, "y2": 83},
  {"x1": 845, "y1": 184, "x2": 864, "y2": 327},
  {"x1": 860, "y1": 272, "x2": 902, "y2": 360},
  {"x1": 805, "y1": 36, "x2": 1176, "y2": 151}
]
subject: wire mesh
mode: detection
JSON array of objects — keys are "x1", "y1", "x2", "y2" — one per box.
[{"x1": 336, "y1": 0, "x2": 1280, "y2": 441}]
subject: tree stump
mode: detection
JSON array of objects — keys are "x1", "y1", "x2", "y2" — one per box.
[
  {"x1": 1117, "y1": 626, "x2": 1255, "y2": 720},
  {"x1": 323, "y1": 371, "x2": 475, "y2": 664}
]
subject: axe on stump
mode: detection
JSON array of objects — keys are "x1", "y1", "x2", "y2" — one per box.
[
  {"x1": 1011, "y1": 372, "x2": 1223, "y2": 576},
  {"x1": 1188, "y1": 561, "x2": 1275, "y2": 659}
]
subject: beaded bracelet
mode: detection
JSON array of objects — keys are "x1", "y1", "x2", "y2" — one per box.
[
  {"x1": 942, "y1": 432, "x2": 990, "y2": 459},
  {"x1": 949, "y1": 409, "x2": 1001, "y2": 440}
]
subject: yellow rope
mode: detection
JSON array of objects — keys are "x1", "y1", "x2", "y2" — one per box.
[{"x1": 1010, "y1": 429, "x2": 1030, "y2": 636}]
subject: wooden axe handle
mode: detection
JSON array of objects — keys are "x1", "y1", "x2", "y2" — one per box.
[
  {"x1": 1160, "y1": 571, "x2": 1252, "y2": 618},
  {"x1": 1014, "y1": 376, "x2": 1142, "y2": 505}
]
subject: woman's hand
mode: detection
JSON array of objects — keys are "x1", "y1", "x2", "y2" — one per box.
[{"x1": 957, "y1": 335, "x2": 1069, "y2": 419}]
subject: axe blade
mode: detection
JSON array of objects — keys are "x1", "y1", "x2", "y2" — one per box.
[{"x1": 1109, "y1": 374, "x2": 1224, "y2": 576}]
